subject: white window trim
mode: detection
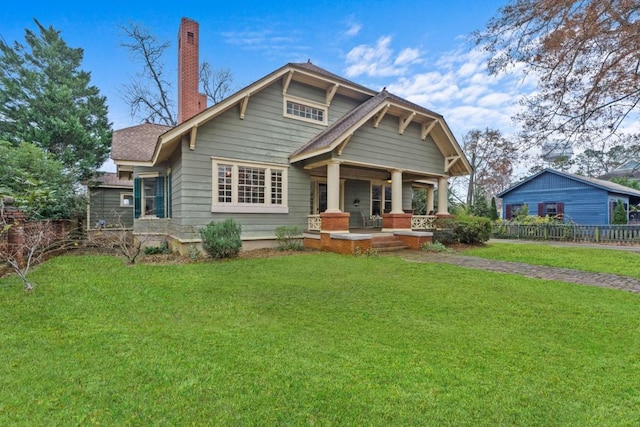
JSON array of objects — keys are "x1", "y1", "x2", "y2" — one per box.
[
  {"x1": 120, "y1": 192, "x2": 133, "y2": 208},
  {"x1": 283, "y1": 94, "x2": 328, "y2": 126},
  {"x1": 139, "y1": 173, "x2": 161, "y2": 219},
  {"x1": 212, "y1": 157, "x2": 289, "y2": 214},
  {"x1": 370, "y1": 181, "x2": 392, "y2": 216},
  {"x1": 311, "y1": 177, "x2": 344, "y2": 214}
]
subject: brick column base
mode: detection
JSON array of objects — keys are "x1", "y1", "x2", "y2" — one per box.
[
  {"x1": 382, "y1": 213, "x2": 412, "y2": 231},
  {"x1": 320, "y1": 212, "x2": 350, "y2": 233}
]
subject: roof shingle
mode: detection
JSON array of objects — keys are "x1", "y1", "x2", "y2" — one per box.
[{"x1": 111, "y1": 122, "x2": 171, "y2": 162}]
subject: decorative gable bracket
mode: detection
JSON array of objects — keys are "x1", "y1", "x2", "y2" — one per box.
[
  {"x1": 326, "y1": 84, "x2": 339, "y2": 106},
  {"x1": 399, "y1": 111, "x2": 416, "y2": 135},
  {"x1": 421, "y1": 119, "x2": 438, "y2": 141},
  {"x1": 282, "y1": 70, "x2": 294, "y2": 95},
  {"x1": 336, "y1": 134, "x2": 353, "y2": 156},
  {"x1": 445, "y1": 155, "x2": 460, "y2": 172},
  {"x1": 239, "y1": 94, "x2": 250, "y2": 120},
  {"x1": 373, "y1": 104, "x2": 390, "y2": 128}
]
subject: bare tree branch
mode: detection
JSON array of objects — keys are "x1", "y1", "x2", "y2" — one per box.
[
  {"x1": 119, "y1": 22, "x2": 176, "y2": 126},
  {"x1": 476, "y1": 0, "x2": 640, "y2": 148},
  {"x1": 200, "y1": 62, "x2": 233, "y2": 105}
]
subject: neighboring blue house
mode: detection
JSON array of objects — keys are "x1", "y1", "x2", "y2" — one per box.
[{"x1": 497, "y1": 169, "x2": 640, "y2": 225}]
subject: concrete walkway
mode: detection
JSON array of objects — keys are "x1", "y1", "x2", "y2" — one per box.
[{"x1": 393, "y1": 249, "x2": 640, "y2": 294}]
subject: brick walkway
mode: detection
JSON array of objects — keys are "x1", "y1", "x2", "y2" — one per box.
[{"x1": 393, "y1": 250, "x2": 640, "y2": 294}]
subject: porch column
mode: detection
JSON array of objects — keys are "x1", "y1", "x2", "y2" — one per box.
[
  {"x1": 426, "y1": 186, "x2": 435, "y2": 214},
  {"x1": 390, "y1": 169, "x2": 403, "y2": 214},
  {"x1": 326, "y1": 160, "x2": 341, "y2": 213},
  {"x1": 437, "y1": 176, "x2": 449, "y2": 215}
]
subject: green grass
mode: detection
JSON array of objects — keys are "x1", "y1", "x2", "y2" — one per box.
[
  {"x1": 2, "y1": 253, "x2": 640, "y2": 425},
  {"x1": 463, "y1": 242, "x2": 640, "y2": 278}
]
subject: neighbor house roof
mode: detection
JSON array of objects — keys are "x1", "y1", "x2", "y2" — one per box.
[
  {"x1": 111, "y1": 122, "x2": 172, "y2": 163},
  {"x1": 598, "y1": 161, "x2": 640, "y2": 180},
  {"x1": 498, "y1": 168, "x2": 640, "y2": 198},
  {"x1": 87, "y1": 172, "x2": 132, "y2": 189}
]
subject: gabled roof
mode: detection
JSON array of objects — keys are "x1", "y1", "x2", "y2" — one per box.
[
  {"x1": 289, "y1": 88, "x2": 471, "y2": 176},
  {"x1": 111, "y1": 122, "x2": 172, "y2": 163},
  {"x1": 290, "y1": 91, "x2": 390, "y2": 158},
  {"x1": 115, "y1": 61, "x2": 471, "y2": 176},
  {"x1": 498, "y1": 168, "x2": 640, "y2": 198}
]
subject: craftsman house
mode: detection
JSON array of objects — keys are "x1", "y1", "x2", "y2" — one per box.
[
  {"x1": 498, "y1": 168, "x2": 640, "y2": 224},
  {"x1": 111, "y1": 18, "x2": 472, "y2": 253}
]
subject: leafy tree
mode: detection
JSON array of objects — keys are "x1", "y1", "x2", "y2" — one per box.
[
  {"x1": 574, "y1": 145, "x2": 635, "y2": 177},
  {"x1": 0, "y1": 141, "x2": 81, "y2": 219},
  {"x1": 476, "y1": 1, "x2": 640, "y2": 149},
  {"x1": 0, "y1": 19, "x2": 112, "y2": 180},
  {"x1": 120, "y1": 22, "x2": 234, "y2": 126},
  {"x1": 612, "y1": 199, "x2": 628, "y2": 225},
  {"x1": 462, "y1": 128, "x2": 517, "y2": 205}
]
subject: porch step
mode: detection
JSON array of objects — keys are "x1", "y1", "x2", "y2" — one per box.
[{"x1": 371, "y1": 235, "x2": 409, "y2": 252}]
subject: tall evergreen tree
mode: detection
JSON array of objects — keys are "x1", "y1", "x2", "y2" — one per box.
[{"x1": 0, "y1": 19, "x2": 112, "y2": 180}]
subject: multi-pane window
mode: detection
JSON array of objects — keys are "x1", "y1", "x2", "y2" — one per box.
[
  {"x1": 217, "y1": 164, "x2": 233, "y2": 203},
  {"x1": 271, "y1": 170, "x2": 283, "y2": 205},
  {"x1": 143, "y1": 178, "x2": 157, "y2": 216},
  {"x1": 213, "y1": 159, "x2": 287, "y2": 213},
  {"x1": 238, "y1": 166, "x2": 265, "y2": 204},
  {"x1": 283, "y1": 96, "x2": 327, "y2": 125},
  {"x1": 286, "y1": 101, "x2": 324, "y2": 122}
]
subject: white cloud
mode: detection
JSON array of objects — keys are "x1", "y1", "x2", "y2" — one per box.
[
  {"x1": 395, "y1": 48, "x2": 422, "y2": 66},
  {"x1": 344, "y1": 22, "x2": 362, "y2": 37},
  {"x1": 477, "y1": 92, "x2": 512, "y2": 108},
  {"x1": 344, "y1": 36, "x2": 422, "y2": 78}
]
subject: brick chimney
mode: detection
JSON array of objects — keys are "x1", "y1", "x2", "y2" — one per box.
[{"x1": 178, "y1": 17, "x2": 207, "y2": 123}]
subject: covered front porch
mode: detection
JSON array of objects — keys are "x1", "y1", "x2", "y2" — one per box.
[{"x1": 301, "y1": 160, "x2": 450, "y2": 254}]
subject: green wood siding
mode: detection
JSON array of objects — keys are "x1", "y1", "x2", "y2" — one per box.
[
  {"x1": 174, "y1": 82, "x2": 337, "y2": 239},
  {"x1": 339, "y1": 114, "x2": 445, "y2": 174},
  {"x1": 89, "y1": 187, "x2": 133, "y2": 229}
]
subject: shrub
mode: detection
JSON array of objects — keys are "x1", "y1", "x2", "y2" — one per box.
[
  {"x1": 613, "y1": 199, "x2": 628, "y2": 225},
  {"x1": 453, "y1": 215, "x2": 492, "y2": 244},
  {"x1": 274, "y1": 226, "x2": 303, "y2": 251},
  {"x1": 143, "y1": 240, "x2": 171, "y2": 255},
  {"x1": 199, "y1": 219, "x2": 242, "y2": 259},
  {"x1": 421, "y1": 240, "x2": 453, "y2": 253}
]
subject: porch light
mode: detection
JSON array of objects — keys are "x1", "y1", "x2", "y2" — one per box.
[{"x1": 386, "y1": 173, "x2": 392, "y2": 184}]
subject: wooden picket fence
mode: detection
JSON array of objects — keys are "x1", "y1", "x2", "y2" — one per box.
[{"x1": 492, "y1": 222, "x2": 640, "y2": 244}]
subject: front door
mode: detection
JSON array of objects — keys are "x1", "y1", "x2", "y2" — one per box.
[{"x1": 311, "y1": 180, "x2": 343, "y2": 213}]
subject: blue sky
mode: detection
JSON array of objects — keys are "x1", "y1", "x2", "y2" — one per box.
[{"x1": 2, "y1": 0, "x2": 529, "y2": 146}]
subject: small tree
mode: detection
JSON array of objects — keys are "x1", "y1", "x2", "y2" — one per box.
[
  {"x1": 489, "y1": 197, "x2": 500, "y2": 221},
  {"x1": 1, "y1": 199, "x2": 70, "y2": 291},
  {"x1": 470, "y1": 191, "x2": 491, "y2": 218},
  {"x1": 613, "y1": 199, "x2": 628, "y2": 225}
]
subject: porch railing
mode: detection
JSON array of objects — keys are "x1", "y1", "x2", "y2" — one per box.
[
  {"x1": 411, "y1": 215, "x2": 437, "y2": 230},
  {"x1": 307, "y1": 214, "x2": 321, "y2": 231},
  {"x1": 492, "y1": 222, "x2": 640, "y2": 243}
]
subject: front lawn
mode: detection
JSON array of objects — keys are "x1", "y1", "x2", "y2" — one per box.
[
  {"x1": 463, "y1": 241, "x2": 640, "y2": 278},
  {"x1": 1, "y1": 253, "x2": 639, "y2": 425}
]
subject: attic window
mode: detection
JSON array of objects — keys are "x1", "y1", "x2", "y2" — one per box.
[
  {"x1": 187, "y1": 32, "x2": 194, "y2": 44},
  {"x1": 283, "y1": 95, "x2": 327, "y2": 125}
]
